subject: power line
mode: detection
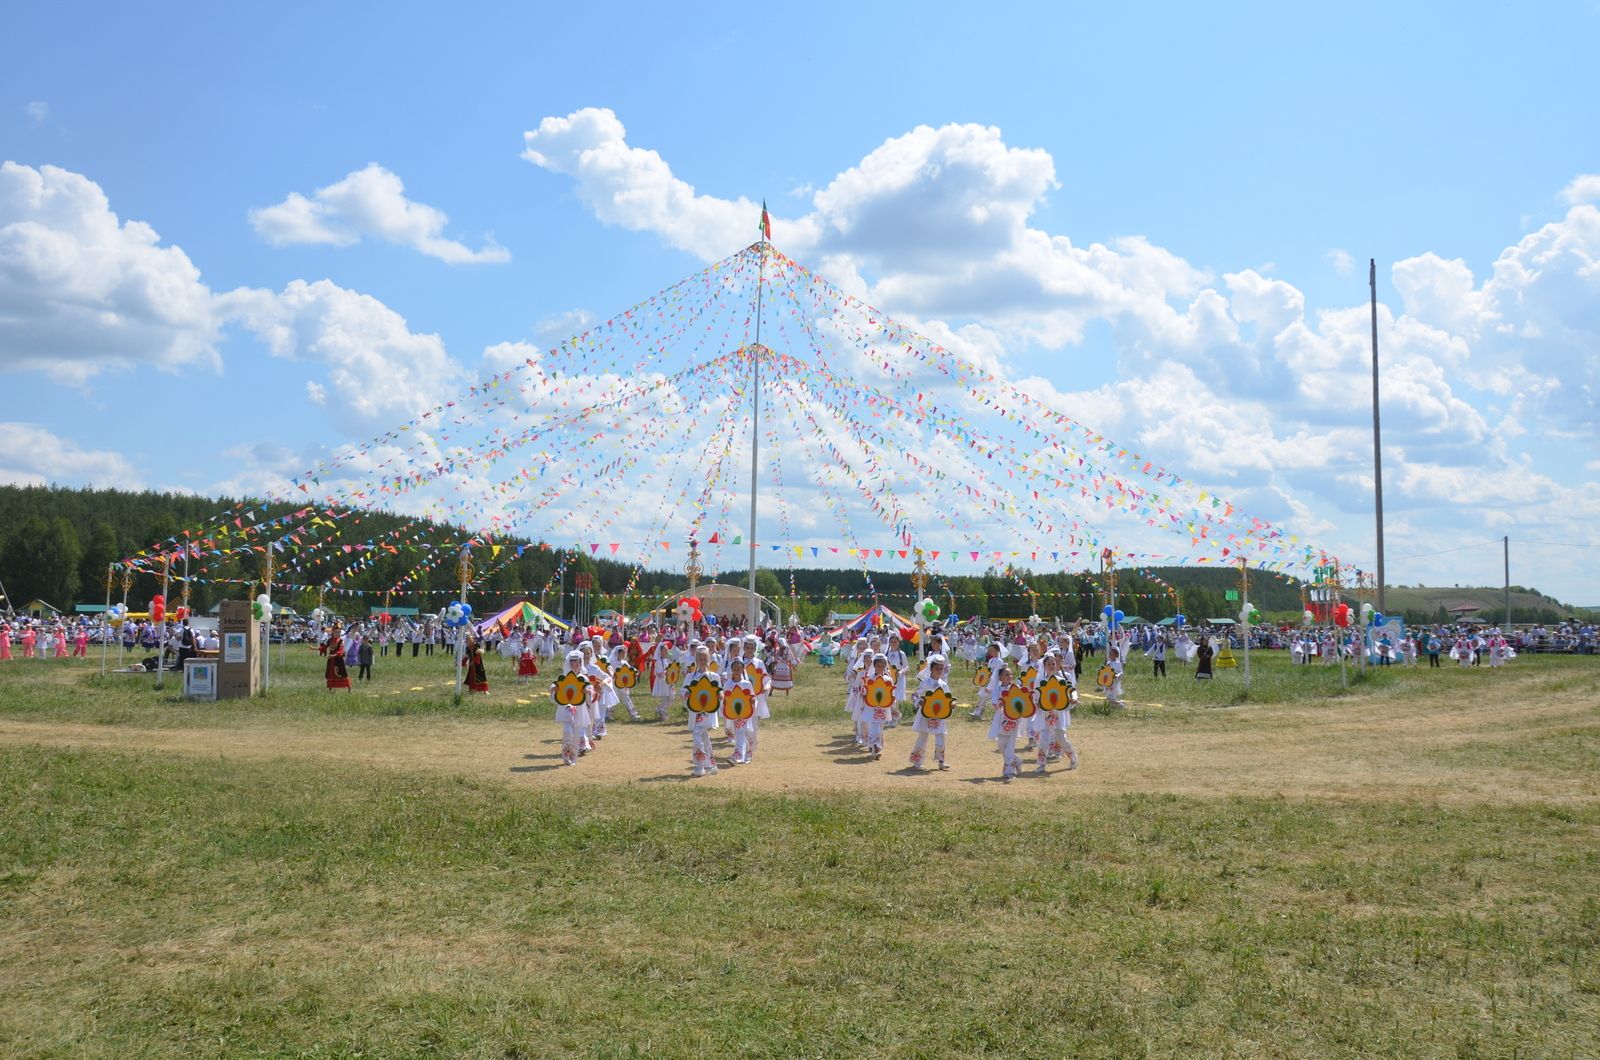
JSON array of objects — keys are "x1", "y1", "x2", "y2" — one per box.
[
  {"x1": 1388, "y1": 540, "x2": 1500, "y2": 562},
  {"x1": 1387, "y1": 538, "x2": 1599, "y2": 563}
]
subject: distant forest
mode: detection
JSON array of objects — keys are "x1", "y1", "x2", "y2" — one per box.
[{"x1": 0, "y1": 485, "x2": 1578, "y2": 625}]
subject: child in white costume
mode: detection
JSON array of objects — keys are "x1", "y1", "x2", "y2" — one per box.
[
  {"x1": 967, "y1": 643, "x2": 1005, "y2": 720},
  {"x1": 685, "y1": 647, "x2": 722, "y2": 777},
  {"x1": 908, "y1": 655, "x2": 953, "y2": 771},
  {"x1": 653, "y1": 638, "x2": 684, "y2": 722},
  {"x1": 1031, "y1": 653, "x2": 1079, "y2": 772},
  {"x1": 860, "y1": 653, "x2": 897, "y2": 761},
  {"x1": 721, "y1": 659, "x2": 757, "y2": 766},
  {"x1": 607, "y1": 644, "x2": 642, "y2": 721},
  {"x1": 986, "y1": 666, "x2": 1025, "y2": 781},
  {"x1": 884, "y1": 635, "x2": 909, "y2": 728},
  {"x1": 552, "y1": 650, "x2": 593, "y2": 767},
  {"x1": 1103, "y1": 647, "x2": 1126, "y2": 707},
  {"x1": 579, "y1": 642, "x2": 614, "y2": 743},
  {"x1": 847, "y1": 636, "x2": 880, "y2": 748},
  {"x1": 743, "y1": 637, "x2": 770, "y2": 756}
]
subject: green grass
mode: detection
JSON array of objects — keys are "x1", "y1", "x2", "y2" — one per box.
[
  {"x1": 4, "y1": 643, "x2": 1593, "y2": 730},
  {"x1": 2, "y1": 651, "x2": 1597, "y2": 1055},
  {"x1": 2, "y1": 745, "x2": 1597, "y2": 1058}
]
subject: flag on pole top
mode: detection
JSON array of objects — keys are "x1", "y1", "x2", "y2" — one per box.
[{"x1": 758, "y1": 200, "x2": 771, "y2": 241}]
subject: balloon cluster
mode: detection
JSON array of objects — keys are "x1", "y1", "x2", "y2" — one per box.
[
  {"x1": 676, "y1": 596, "x2": 704, "y2": 624},
  {"x1": 1302, "y1": 610, "x2": 1315, "y2": 627},
  {"x1": 915, "y1": 597, "x2": 941, "y2": 624},
  {"x1": 1173, "y1": 613, "x2": 1188, "y2": 626},
  {"x1": 1333, "y1": 603, "x2": 1352, "y2": 628},
  {"x1": 1101, "y1": 605, "x2": 1125, "y2": 629},
  {"x1": 443, "y1": 601, "x2": 475, "y2": 629},
  {"x1": 1238, "y1": 603, "x2": 1261, "y2": 625},
  {"x1": 107, "y1": 603, "x2": 128, "y2": 627},
  {"x1": 252, "y1": 593, "x2": 273, "y2": 622},
  {"x1": 150, "y1": 595, "x2": 166, "y2": 622}
]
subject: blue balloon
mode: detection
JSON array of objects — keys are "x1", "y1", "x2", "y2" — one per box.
[
  {"x1": 1102, "y1": 604, "x2": 1114, "y2": 617},
  {"x1": 1175, "y1": 613, "x2": 1187, "y2": 625},
  {"x1": 1113, "y1": 609, "x2": 1125, "y2": 624},
  {"x1": 1372, "y1": 611, "x2": 1384, "y2": 625},
  {"x1": 704, "y1": 614, "x2": 718, "y2": 625}
]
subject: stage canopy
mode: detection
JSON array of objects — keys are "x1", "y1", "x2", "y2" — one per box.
[{"x1": 476, "y1": 600, "x2": 569, "y2": 633}]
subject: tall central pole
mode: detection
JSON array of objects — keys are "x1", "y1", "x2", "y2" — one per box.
[
  {"x1": 747, "y1": 243, "x2": 765, "y2": 631},
  {"x1": 454, "y1": 548, "x2": 471, "y2": 701},
  {"x1": 1370, "y1": 259, "x2": 1387, "y2": 615},
  {"x1": 1240, "y1": 559, "x2": 1252, "y2": 692}
]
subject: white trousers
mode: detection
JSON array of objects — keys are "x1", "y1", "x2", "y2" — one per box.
[
  {"x1": 690, "y1": 727, "x2": 716, "y2": 773},
  {"x1": 996, "y1": 729, "x2": 1020, "y2": 778},
  {"x1": 561, "y1": 718, "x2": 583, "y2": 765},
  {"x1": 1036, "y1": 714, "x2": 1076, "y2": 767},
  {"x1": 909, "y1": 731, "x2": 945, "y2": 768},
  {"x1": 733, "y1": 722, "x2": 753, "y2": 763}
]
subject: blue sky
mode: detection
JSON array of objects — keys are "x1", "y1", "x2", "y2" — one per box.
[{"x1": 3, "y1": 2, "x2": 1598, "y2": 602}]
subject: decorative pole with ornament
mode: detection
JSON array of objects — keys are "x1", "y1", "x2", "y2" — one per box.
[
  {"x1": 153, "y1": 554, "x2": 170, "y2": 690},
  {"x1": 911, "y1": 549, "x2": 930, "y2": 662},
  {"x1": 451, "y1": 548, "x2": 473, "y2": 701},
  {"x1": 100, "y1": 564, "x2": 113, "y2": 676}
]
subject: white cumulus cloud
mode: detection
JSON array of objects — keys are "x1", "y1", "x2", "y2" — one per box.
[
  {"x1": 249, "y1": 163, "x2": 510, "y2": 265},
  {"x1": 0, "y1": 161, "x2": 222, "y2": 383},
  {"x1": 1559, "y1": 174, "x2": 1600, "y2": 205},
  {"x1": 0, "y1": 422, "x2": 140, "y2": 488},
  {"x1": 219, "y1": 279, "x2": 467, "y2": 431}
]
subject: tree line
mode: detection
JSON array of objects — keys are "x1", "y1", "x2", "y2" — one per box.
[{"x1": 4, "y1": 486, "x2": 1575, "y2": 626}]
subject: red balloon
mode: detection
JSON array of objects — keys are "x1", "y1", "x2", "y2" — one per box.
[
  {"x1": 150, "y1": 595, "x2": 166, "y2": 622},
  {"x1": 691, "y1": 608, "x2": 703, "y2": 622},
  {"x1": 899, "y1": 626, "x2": 918, "y2": 641},
  {"x1": 1333, "y1": 603, "x2": 1351, "y2": 628}
]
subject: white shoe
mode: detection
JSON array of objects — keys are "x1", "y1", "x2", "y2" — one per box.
[
  {"x1": 937, "y1": 761, "x2": 950, "y2": 771},
  {"x1": 692, "y1": 768, "x2": 706, "y2": 778}
]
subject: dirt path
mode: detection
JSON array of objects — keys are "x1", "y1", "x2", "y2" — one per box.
[{"x1": 3, "y1": 684, "x2": 1596, "y2": 804}]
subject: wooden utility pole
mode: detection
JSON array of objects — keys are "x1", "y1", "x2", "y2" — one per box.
[{"x1": 1503, "y1": 536, "x2": 1511, "y2": 630}]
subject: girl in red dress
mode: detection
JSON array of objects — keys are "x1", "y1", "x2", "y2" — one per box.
[
  {"x1": 325, "y1": 625, "x2": 352, "y2": 690},
  {"x1": 464, "y1": 638, "x2": 490, "y2": 694}
]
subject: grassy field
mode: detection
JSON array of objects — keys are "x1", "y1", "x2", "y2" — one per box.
[{"x1": 1, "y1": 648, "x2": 1597, "y2": 1057}]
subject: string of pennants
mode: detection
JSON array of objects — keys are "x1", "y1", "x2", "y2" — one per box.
[{"x1": 115, "y1": 240, "x2": 1353, "y2": 599}]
